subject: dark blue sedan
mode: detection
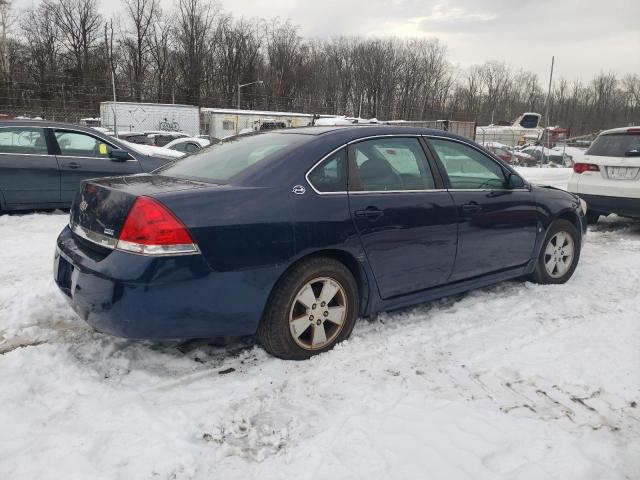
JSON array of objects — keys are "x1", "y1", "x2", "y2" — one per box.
[{"x1": 54, "y1": 126, "x2": 587, "y2": 359}]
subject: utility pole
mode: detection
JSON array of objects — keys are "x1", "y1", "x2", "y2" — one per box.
[
  {"x1": 111, "y1": 70, "x2": 118, "y2": 137},
  {"x1": 544, "y1": 56, "x2": 555, "y2": 143},
  {"x1": 540, "y1": 56, "x2": 555, "y2": 164}
]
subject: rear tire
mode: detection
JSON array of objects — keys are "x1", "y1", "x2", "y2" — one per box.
[
  {"x1": 531, "y1": 219, "x2": 581, "y2": 284},
  {"x1": 257, "y1": 257, "x2": 359, "y2": 360}
]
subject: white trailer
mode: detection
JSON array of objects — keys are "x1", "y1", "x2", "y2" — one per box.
[
  {"x1": 200, "y1": 108, "x2": 315, "y2": 138},
  {"x1": 100, "y1": 102, "x2": 200, "y2": 136}
]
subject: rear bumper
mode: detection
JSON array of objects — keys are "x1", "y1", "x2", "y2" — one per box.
[
  {"x1": 53, "y1": 226, "x2": 275, "y2": 339},
  {"x1": 578, "y1": 193, "x2": 640, "y2": 218}
]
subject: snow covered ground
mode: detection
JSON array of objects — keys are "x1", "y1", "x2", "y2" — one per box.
[{"x1": 0, "y1": 167, "x2": 638, "y2": 480}]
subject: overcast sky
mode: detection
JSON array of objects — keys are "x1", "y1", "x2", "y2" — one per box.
[{"x1": 14, "y1": 0, "x2": 640, "y2": 81}]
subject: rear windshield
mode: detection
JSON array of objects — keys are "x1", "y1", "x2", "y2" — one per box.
[
  {"x1": 587, "y1": 133, "x2": 640, "y2": 157},
  {"x1": 158, "y1": 132, "x2": 305, "y2": 183}
]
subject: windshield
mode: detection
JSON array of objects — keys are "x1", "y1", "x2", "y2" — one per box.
[
  {"x1": 587, "y1": 133, "x2": 640, "y2": 157},
  {"x1": 158, "y1": 132, "x2": 306, "y2": 183}
]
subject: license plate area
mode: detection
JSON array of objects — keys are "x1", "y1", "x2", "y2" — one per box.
[{"x1": 607, "y1": 166, "x2": 639, "y2": 180}]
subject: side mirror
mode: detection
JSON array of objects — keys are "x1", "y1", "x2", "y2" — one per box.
[
  {"x1": 109, "y1": 149, "x2": 131, "y2": 162},
  {"x1": 506, "y1": 172, "x2": 526, "y2": 189}
]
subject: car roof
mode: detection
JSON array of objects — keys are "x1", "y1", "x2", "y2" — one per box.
[
  {"x1": 0, "y1": 119, "x2": 102, "y2": 132},
  {"x1": 599, "y1": 126, "x2": 640, "y2": 135},
  {"x1": 271, "y1": 124, "x2": 470, "y2": 143}
]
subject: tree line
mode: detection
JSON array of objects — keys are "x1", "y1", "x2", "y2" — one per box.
[{"x1": 0, "y1": 0, "x2": 638, "y2": 135}]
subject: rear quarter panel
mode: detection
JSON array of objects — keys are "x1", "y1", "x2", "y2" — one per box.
[{"x1": 154, "y1": 186, "x2": 296, "y2": 272}]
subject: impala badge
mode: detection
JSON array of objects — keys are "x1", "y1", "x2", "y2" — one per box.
[
  {"x1": 79, "y1": 200, "x2": 88, "y2": 212},
  {"x1": 292, "y1": 185, "x2": 306, "y2": 195}
]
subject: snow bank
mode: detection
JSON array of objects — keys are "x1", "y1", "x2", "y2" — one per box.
[{"x1": 0, "y1": 200, "x2": 639, "y2": 478}]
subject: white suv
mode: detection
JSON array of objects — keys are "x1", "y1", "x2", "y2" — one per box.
[{"x1": 568, "y1": 126, "x2": 640, "y2": 223}]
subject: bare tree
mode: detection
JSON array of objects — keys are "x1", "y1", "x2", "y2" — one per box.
[
  {"x1": 121, "y1": 0, "x2": 157, "y2": 101},
  {"x1": 174, "y1": 0, "x2": 217, "y2": 104},
  {"x1": 52, "y1": 0, "x2": 102, "y2": 83},
  {"x1": 214, "y1": 17, "x2": 261, "y2": 108},
  {"x1": 147, "y1": 14, "x2": 174, "y2": 103},
  {"x1": 21, "y1": 1, "x2": 60, "y2": 115}
]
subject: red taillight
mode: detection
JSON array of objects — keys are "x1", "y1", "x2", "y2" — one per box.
[
  {"x1": 117, "y1": 197, "x2": 197, "y2": 255},
  {"x1": 627, "y1": 128, "x2": 640, "y2": 133},
  {"x1": 573, "y1": 163, "x2": 600, "y2": 174}
]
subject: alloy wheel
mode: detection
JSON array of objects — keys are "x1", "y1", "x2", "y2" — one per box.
[
  {"x1": 289, "y1": 277, "x2": 347, "y2": 350},
  {"x1": 543, "y1": 231, "x2": 575, "y2": 279}
]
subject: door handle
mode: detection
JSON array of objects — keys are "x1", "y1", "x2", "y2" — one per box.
[
  {"x1": 461, "y1": 202, "x2": 482, "y2": 214},
  {"x1": 355, "y1": 207, "x2": 384, "y2": 220},
  {"x1": 64, "y1": 162, "x2": 80, "y2": 169}
]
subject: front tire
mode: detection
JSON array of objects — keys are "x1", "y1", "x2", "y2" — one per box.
[
  {"x1": 257, "y1": 257, "x2": 359, "y2": 360},
  {"x1": 531, "y1": 219, "x2": 581, "y2": 284}
]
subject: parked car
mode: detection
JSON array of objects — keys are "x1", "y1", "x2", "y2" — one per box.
[
  {"x1": 164, "y1": 137, "x2": 211, "y2": 154},
  {"x1": 115, "y1": 132, "x2": 150, "y2": 144},
  {"x1": 0, "y1": 120, "x2": 177, "y2": 212},
  {"x1": 482, "y1": 142, "x2": 537, "y2": 166},
  {"x1": 568, "y1": 126, "x2": 640, "y2": 223},
  {"x1": 196, "y1": 134, "x2": 221, "y2": 144},
  {"x1": 54, "y1": 126, "x2": 587, "y2": 360},
  {"x1": 482, "y1": 142, "x2": 515, "y2": 163},
  {"x1": 520, "y1": 146, "x2": 572, "y2": 167},
  {"x1": 145, "y1": 131, "x2": 190, "y2": 147}
]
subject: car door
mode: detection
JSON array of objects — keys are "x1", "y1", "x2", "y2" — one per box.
[
  {"x1": 0, "y1": 125, "x2": 60, "y2": 208},
  {"x1": 348, "y1": 136, "x2": 458, "y2": 299},
  {"x1": 52, "y1": 129, "x2": 142, "y2": 203},
  {"x1": 427, "y1": 137, "x2": 538, "y2": 281}
]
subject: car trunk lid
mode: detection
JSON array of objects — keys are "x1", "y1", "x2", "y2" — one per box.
[{"x1": 70, "y1": 174, "x2": 213, "y2": 246}]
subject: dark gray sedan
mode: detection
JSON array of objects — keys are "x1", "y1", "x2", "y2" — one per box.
[{"x1": 0, "y1": 120, "x2": 176, "y2": 212}]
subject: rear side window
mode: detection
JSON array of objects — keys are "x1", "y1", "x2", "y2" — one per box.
[
  {"x1": 0, "y1": 127, "x2": 48, "y2": 155},
  {"x1": 351, "y1": 137, "x2": 435, "y2": 191},
  {"x1": 430, "y1": 139, "x2": 506, "y2": 189},
  {"x1": 160, "y1": 132, "x2": 306, "y2": 183},
  {"x1": 587, "y1": 133, "x2": 640, "y2": 157},
  {"x1": 307, "y1": 148, "x2": 348, "y2": 192},
  {"x1": 55, "y1": 130, "x2": 115, "y2": 158}
]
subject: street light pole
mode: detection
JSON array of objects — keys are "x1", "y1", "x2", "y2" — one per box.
[{"x1": 237, "y1": 80, "x2": 264, "y2": 110}]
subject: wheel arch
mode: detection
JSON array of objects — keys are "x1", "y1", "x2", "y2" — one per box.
[
  {"x1": 269, "y1": 248, "x2": 372, "y2": 317},
  {"x1": 554, "y1": 209, "x2": 582, "y2": 241}
]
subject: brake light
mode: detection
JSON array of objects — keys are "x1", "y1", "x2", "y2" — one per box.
[
  {"x1": 573, "y1": 163, "x2": 600, "y2": 174},
  {"x1": 627, "y1": 128, "x2": 640, "y2": 133},
  {"x1": 117, "y1": 197, "x2": 198, "y2": 255}
]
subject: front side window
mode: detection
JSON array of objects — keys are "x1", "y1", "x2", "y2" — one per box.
[
  {"x1": 55, "y1": 130, "x2": 114, "y2": 158},
  {"x1": 0, "y1": 127, "x2": 48, "y2": 155},
  {"x1": 307, "y1": 148, "x2": 348, "y2": 192},
  {"x1": 351, "y1": 137, "x2": 435, "y2": 191},
  {"x1": 430, "y1": 139, "x2": 506, "y2": 189}
]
